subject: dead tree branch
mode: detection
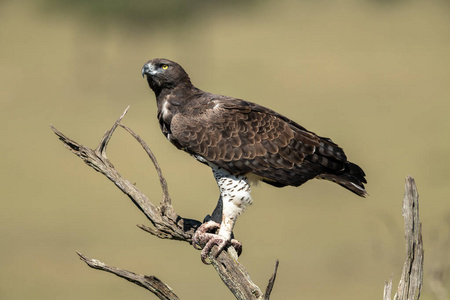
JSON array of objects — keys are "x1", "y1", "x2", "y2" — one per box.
[
  {"x1": 76, "y1": 252, "x2": 180, "y2": 300},
  {"x1": 51, "y1": 107, "x2": 278, "y2": 300},
  {"x1": 383, "y1": 176, "x2": 424, "y2": 300}
]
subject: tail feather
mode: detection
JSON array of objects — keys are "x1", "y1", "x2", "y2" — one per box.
[{"x1": 318, "y1": 162, "x2": 368, "y2": 197}]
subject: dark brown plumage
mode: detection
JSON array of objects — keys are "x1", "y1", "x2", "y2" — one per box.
[
  {"x1": 142, "y1": 58, "x2": 367, "y2": 263},
  {"x1": 142, "y1": 58, "x2": 367, "y2": 196}
]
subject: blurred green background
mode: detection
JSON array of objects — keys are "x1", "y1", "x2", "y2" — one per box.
[{"x1": 1, "y1": 0, "x2": 449, "y2": 299}]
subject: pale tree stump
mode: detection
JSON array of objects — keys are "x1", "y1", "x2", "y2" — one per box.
[{"x1": 383, "y1": 176, "x2": 424, "y2": 300}]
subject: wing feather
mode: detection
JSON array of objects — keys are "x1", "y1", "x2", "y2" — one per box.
[{"x1": 170, "y1": 98, "x2": 348, "y2": 186}]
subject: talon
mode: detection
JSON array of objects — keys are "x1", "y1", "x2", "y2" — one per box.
[
  {"x1": 192, "y1": 221, "x2": 243, "y2": 264},
  {"x1": 192, "y1": 220, "x2": 220, "y2": 250},
  {"x1": 200, "y1": 235, "x2": 228, "y2": 264}
]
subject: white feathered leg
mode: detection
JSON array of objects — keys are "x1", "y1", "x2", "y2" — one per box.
[{"x1": 193, "y1": 166, "x2": 253, "y2": 264}]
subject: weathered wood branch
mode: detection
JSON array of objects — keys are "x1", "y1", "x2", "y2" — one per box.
[
  {"x1": 77, "y1": 252, "x2": 180, "y2": 300},
  {"x1": 264, "y1": 260, "x2": 279, "y2": 300},
  {"x1": 383, "y1": 176, "x2": 424, "y2": 300},
  {"x1": 51, "y1": 107, "x2": 279, "y2": 300}
]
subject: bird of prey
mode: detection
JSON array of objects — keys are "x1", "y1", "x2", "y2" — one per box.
[{"x1": 142, "y1": 58, "x2": 367, "y2": 263}]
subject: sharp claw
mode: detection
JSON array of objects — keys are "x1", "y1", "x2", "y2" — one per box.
[
  {"x1": 201, "y1": 254, "x2": 210, "y2": 265},
  {"x1": 230, "y1": 240, "x2": 243, "y2": 256},
  {"x1": 192, "y1": 232, "x2": 202, "y2": 249},
  {"x1": 192, "y1": 238, "x2": 202, "y2": 250}
]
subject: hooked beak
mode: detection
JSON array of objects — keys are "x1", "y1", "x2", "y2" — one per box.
[{"x1": 141, "y1": 62, "x2": 156, "y2": 78}]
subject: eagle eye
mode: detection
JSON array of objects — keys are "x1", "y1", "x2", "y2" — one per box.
[{"x1": 161, "y1": 64, "x2": 169, "y2": 70}]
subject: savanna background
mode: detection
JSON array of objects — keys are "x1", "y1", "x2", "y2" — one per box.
[{"x1": 1, "y1": 0, "x2": 449, "y2": 299}]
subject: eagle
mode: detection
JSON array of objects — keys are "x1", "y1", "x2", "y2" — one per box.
[{"x1": 142, "y1": 58, "x2": 367, "y2": 263}]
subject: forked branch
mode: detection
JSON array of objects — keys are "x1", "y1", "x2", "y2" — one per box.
[{"x1": 51, "y1": 107, "x2": 279, "y2": 300}]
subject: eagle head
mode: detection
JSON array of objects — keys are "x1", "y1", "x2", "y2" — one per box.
[{"x1": 142, "y1": 58, "x2": 192, "y2": 94}]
